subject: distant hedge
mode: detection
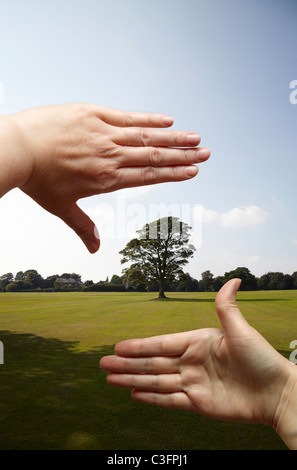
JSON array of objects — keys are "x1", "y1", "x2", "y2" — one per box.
[{"x1": 84, "y1": 283, "x2": 126, "y2": 292}]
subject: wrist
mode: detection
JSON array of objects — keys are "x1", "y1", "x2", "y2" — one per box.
[
  {"x1": 273, "y1": 362, "x2": 297, "y2": 449},
  {"x1": 0, "y1": 113, "x2": 33, "y2": 197}
]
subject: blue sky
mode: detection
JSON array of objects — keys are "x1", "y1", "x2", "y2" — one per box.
[{"x1": 0, "y1": 0, "x2": 296, "y2": 282}]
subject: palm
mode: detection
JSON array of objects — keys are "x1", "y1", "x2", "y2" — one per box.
[{"x1": 179, "y1": 326, "x2": 285, "y2": 424}]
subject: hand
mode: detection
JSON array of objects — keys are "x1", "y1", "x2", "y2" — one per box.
[
  {"x1": 100, "y1": 279, "x2": 297, "y2": 448},
  {"x1": 10, "y1": 103, "x2": 210, "y2": 253}
]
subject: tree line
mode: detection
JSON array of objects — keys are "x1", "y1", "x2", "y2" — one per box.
[
  {"x1": 0, "y1": 267, "x2": 296, "y2": 293},
  {"x1": 1, "y1": 217, "x2": 296, "y2": 295}
]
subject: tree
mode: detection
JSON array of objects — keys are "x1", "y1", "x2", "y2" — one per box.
[
  {"x1": 61, "y1": 273, "x2": 81, "y2": 282},
  {"x1": 284, "y1": 274, "x2": 293, "y2": 290},
  {"x1": 224, "y1": 267, "x2": 258, "y2": 291},
  {"x1": 177, "y1": 272, "x2": 199, "y2": 292},
  {"x1": 0, "y1": 273, "x2": 14, "y2": 291},
  {"x1": 43, "y1": 275, "x2": 59, "y2": 289},
  {"x1": 258, "y1": 272, "x2": 274, "y2": 290},
  {"x1": 119, "y1": 216, "x2": 196, "y2": 299},
  {"x1": 24, "y1": 270, "x2": 44, "y2": 289},
  {"x1": 200, "y1": 270, "x2": 214, "y2": 292},
  {"x1": 110, "y1": 274, "x2": 124, "y2": 285},
  {"x1": 292, "y1": 272, "x2": 297, "y2": 290},
  {"x1": 258, "y1": 272, "x2": 293, "y2": 290},
  {"x1": 212, "y1": 276, "x2": 224, "y2": 292},
  {"x1": 15, "y1": 271, "x2": 26, "y2": 281},
  {"x1": 6, "y1": 280, "x2": 32, "y2": 292},
  {"x1": 267, "y1": 272, "x2": 292, "y2": 290}
]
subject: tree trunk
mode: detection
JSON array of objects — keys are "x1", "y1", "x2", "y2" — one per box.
[{"x1": 158, "y1": 280, "x2": 166, "y2": 299}]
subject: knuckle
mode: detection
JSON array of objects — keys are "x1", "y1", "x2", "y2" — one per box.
[
  {"x1": 158, "y1": 337, "x2": 167, "y2": 355},
  {"x1": 73, "y1": 222, "x2": 91, "y2": 239},
  {"x1": 172, "y1": 131, "x2": 180, "y2": 146},
  {"x1": 74, "y1": 103, "x2": 94, "y2": 120},
  {"x1": 143, "y1": 166, "x2": 157, "y2": 185},
  {"x1": 147, "y1": 113, "x2": 154, "y2": 127},
  {"x1": 183, "y1": 148, "x2": 189, "y2": 163},
  {"x1": 149, "y1": 147, "x2": 162, "y2": 166},
  {"x1": 73, "y1": 102, "x2": 87, "y2": 114},
  {"x1": 123, "y1": 358, "x2": 129, "y2": 373},
  {"x1": 96, "y1": 140, "x2": 120, "y2": 159},
  {"x1": 177, "y1": 374, "x2": 183, "y2": 391},
  {"x1": 124, "y1": 112, "x2": 133, "y2": 127},
  {"x1": 144, "y1": 358, "x2": 155, "y2": 373},
  {"x1": 139, "y1": 129, "x2": 150, "y2": 146},
  {"x1": 152, "y1": 375, "x2": 160, "y2": 389},
  {"x1": 171, "y1": 165, "x2": 179, "y2": 179},
  {"x1": 94, "y1": 163, "x2": 118, "y2": 192}
]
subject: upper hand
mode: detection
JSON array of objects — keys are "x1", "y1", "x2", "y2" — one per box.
[{"x1": 13, "y1": 103, "x2": 210, "y2": 253}]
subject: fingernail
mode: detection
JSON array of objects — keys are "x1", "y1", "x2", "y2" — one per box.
[
  {"x1": 197, "y1": 148, "x2": 211, "y2": 159},
  {"x1": 185, "y1": 165, "x2": 198, "y2": 177},
  {"x1": 235, "y1": 278, "x2": 242, "y2": 292},
  {"x1": 187, "y1": 133, "x2": 200, "y2": 145},
  {"x1": 161, "y1": 116, "x2": 174, "y2": 126},
  {"x1": 94, "y1": 225, "x2": 100, "y2": 240}
]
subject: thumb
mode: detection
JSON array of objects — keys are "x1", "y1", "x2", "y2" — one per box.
[
  {"x1": 215, "y1": 278, "x2": 250, "y2": 336},
  {"x1": 59, "y1": 203, "x2": 100, "y2": 253}
]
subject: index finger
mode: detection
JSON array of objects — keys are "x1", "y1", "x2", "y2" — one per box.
[
  {"x1": 94, "y1": 105, "x2": 174, "y2": 128},
  {"x1": 114, "y1": 331, "x2": 192, "y2": 358}
]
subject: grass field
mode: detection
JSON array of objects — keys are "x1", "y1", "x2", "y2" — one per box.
[{"x1": 1, "y1": 289, "x2": 297, "y2": 450}]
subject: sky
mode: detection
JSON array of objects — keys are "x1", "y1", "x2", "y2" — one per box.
[{"x1": 0, "y1": 0, "x2": 296, "y2": 282}]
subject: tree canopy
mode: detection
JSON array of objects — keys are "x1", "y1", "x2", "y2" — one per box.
[{"x1": 119, "y1": 216, "x2": 196, "y2": 298}]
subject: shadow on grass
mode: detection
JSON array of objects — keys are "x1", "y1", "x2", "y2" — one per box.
[
  {"x1": 0, "y1": 330, "x2": 287, "y2": 450},
  {"x1": 149, "y1": 297, "x2": 287, "y2": 303},
  {"x1": 149, "y1": 297, "x2": 215, "y2": 302}
]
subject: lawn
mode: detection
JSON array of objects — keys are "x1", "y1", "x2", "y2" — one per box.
[{"x1": 0, "y1": 289, "x2": 297, "y2": 450}]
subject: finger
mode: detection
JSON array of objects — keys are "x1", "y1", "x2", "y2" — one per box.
[
  {"x1": 100, "y1": 355, "x2": 180, "y2": 374},
  {"x1": 116, "y1": 165, "x2": 199, "y2": 189},
  {"x1": 114, "y1": 128, "x2": 201, "y2": 148},
  {"x1": 116, "y1": 146, "x2": 211, "y2": 168},
  {"x1": 107, "y1": 373, "x2": 182, "y2": 393},
  {"x1": 95, "y1": 106, "x2": 174, "y2": 128},
  {"x1": 131, "y1": 390, "x2": 194, "y2": 411},
  {"x1": 215, "y1": 278, "x2": 250, "y2": 336},
  {"x1": 59, "y1": 203, "x2": 100, "y2": 254},
  {"x1": 115, "y1": 331, "x2": 193, "y2": 358}
]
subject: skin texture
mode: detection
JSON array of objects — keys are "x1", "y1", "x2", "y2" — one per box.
[
  {"x1": 100, "y1": 279, "x2": 297, "y2": 449},
  {"x1": 0, "y1": 103, "x2": 210, "y2": 253}
]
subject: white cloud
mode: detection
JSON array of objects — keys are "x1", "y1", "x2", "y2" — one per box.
[
  {"x1": 220, "y1": 205, "x2": 269, "y2": 227},
  {"x1": 202, "y1": 207, "x2": 220, "y2": 224},
  {"x1": 293, "y1": 239, "x2": 297, "y2": 245},
  {"x1": 192, "y1": 204, "x2": 269, "y2": 228}
]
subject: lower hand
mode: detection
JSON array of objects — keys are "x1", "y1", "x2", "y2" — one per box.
[{"x1": 100, "y1": 279, "x2": 297, "y2": 448}]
